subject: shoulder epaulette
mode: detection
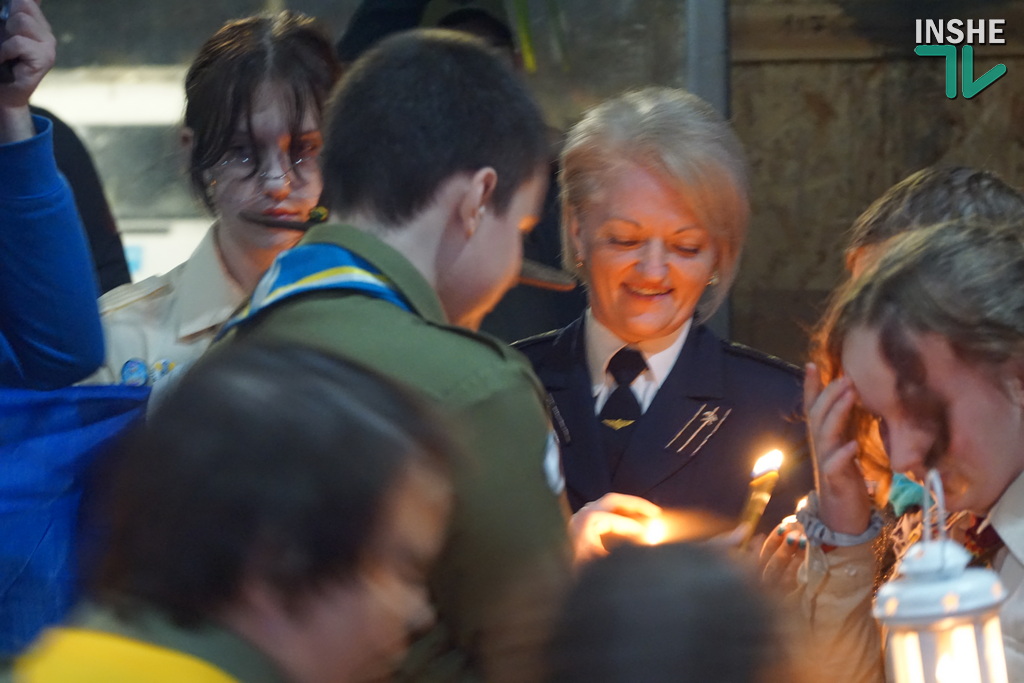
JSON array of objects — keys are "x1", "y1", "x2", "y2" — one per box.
[
  {"x1": 98, "y1": 274, "x2": 171, "y2": 314},
  {"x1": 511, "y1": 328, "x2": 560, "y2": 350},
  {"x1": 722, "y1": 340, "x2": 801, "y2": 376}
]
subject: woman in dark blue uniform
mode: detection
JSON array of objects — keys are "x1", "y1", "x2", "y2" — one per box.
[{"x1": 517, "y1": 88, "x2": 810, "y2": 533}]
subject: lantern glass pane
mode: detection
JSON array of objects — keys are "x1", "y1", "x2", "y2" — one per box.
[
  {"x1": 935, "y1": 624, "x2": 982, "y2": 683},
  {"x1": 889, "y1": 630, "x2": 925, "y2": 683},
  {"x1": 982, "y1": 616, "x2": 1009, "y2": 683}
]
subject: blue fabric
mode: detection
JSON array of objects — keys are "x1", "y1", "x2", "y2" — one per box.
[
  {"x1": 0, "y1": 384, "x2": 149, "y2": 655},
  {"x1": 217, "y1": 242, "x2": 413, "y2": 341},
  {"x1": 889, "y1": 473, "x2": 927, "y2": 517},
  {"x1": 0, "y1": 116, "x2": 104, "y2": 389}
]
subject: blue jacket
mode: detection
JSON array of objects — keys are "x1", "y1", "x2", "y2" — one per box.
[
  {"x1": 517, "y1": 318, "x2": 812, "y2": 532},
  {"x1": 0, "y1": 116, "x2": 103, "y2": 389}
]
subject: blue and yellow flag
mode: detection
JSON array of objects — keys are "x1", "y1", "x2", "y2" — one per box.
[{"x1": 0, "y1": 384, "x2": 149, "y2": 655}]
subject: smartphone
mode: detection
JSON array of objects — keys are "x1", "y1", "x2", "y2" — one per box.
[{"x1": 0, "y1": 0, "x2": 14, "y2": 85}]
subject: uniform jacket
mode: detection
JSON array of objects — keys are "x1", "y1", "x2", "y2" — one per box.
[
  {"x1": 81, "y1": 227, "x2": 244, "y2": 386},
  {"x1": 517, "y1": 317, "x2": 811, "y2": 532},
  {"x1": 222, "y1": 224, "x2": 571, "y2": 683}
]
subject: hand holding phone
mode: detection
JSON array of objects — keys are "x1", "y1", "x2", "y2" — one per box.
[
  {"x1": 0, "y1": 0, "x2": 55, "y2": 101},
  {"x1": 0, "y1": 0, "x2": 14, "y2": 85}
]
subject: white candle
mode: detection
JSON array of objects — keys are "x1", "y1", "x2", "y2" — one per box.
[{"x1": 738, "y1": 449, "x2": 785, "y2": 547}]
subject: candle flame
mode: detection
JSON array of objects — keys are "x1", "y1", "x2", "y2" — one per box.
[
  {"x1": 795, "y1": 495, "x2": 809, "y2": 512},
  {"x1": 643, "y1": 518, "x2": 668, "y2": 545},
  {"x1": 751, "y1": 449, "x2": 784, "y2": 478}
]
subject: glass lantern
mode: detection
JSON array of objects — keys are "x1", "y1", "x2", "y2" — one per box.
[{"x1": 873, "y1": 471, "x2": 1008, "y2": 683}]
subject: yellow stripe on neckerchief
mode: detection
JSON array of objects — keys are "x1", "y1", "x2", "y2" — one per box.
[
  {"x1": 216, "y1": 242, "x2": 413, "y2": 340},
  {"x1": 16, "y1": 628, "x2": 239, "y2": 682}
]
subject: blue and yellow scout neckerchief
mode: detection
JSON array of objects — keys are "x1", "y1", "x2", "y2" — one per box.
[
  {"x1": 217, "y1": 243, "x2": 413, "y2": 340},
  {"x1": 16, "y1": 628, "x2": 240, "y2": 682}
]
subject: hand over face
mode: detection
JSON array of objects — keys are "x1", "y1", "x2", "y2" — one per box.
[{"x1": 805, "y1": 362, "x2": 873, "y2": 535}]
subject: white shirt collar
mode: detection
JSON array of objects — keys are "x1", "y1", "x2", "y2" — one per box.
[
  {"x1": 584, "y1": 309, "x2": 690, "y2": 410},
  {"x1": 988, "y1": 469, "x2": 1024, "y2": 567},
  {"x1": 174, "y1": 225, "x2": 247, "y2": 340}
]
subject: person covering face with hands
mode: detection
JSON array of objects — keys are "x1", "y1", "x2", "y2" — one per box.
[{"x1": 780, "y1": 220, "x2": 1024, "y2": 683}]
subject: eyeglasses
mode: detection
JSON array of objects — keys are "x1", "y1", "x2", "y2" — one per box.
[{"x1": 216, "y1": 142, "x2": 321, "y2": 181}]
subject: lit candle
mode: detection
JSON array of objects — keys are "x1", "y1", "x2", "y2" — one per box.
[
  {"x1": 642, "y1": 518, "x2": 668, "y2": 546},
  {"x1": 738, "y1": 449, "x2": 785, "y2": 548}
]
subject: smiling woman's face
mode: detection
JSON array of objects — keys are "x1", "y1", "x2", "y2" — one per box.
[{"x1": 571, "y1": 163, "x2": 716, "y2": 344}]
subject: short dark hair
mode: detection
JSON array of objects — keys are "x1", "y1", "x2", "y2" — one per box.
[
  {"x1": 321, "y1": 29, "x2": 548, "y2": 226},
  {"x1": 91, "y1": 343, "x2": 461, "y2": 627},
  {"x1": 547, "y1": 543, "x2": 808, "y2": 683},
  {"x1": 847, "y1": 166, "x2": 1024, "y2": 253},
  {"x1": 184, "y1": 11, "x2": 341, "y2": 212}
]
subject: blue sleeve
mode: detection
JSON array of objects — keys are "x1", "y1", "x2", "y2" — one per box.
[{"x1": 0, "y1": 116, "x2": 104, "y2": 389}]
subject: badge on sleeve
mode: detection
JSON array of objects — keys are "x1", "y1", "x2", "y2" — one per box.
[
  {"x1": 543, "y1": 430, "x2": 565, "y2": 495},
  {"x1": 149, "y1": 359, "x2": 176, "y2": 384},
  {"x1": 120, "y1": 358, "x2": 150, "y2": 386}
]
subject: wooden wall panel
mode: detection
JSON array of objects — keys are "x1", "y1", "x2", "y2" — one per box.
[{"x1": 728, "y1": 0, "x2": 1024, "y2": 363}]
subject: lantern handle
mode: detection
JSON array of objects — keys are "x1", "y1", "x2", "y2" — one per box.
[{"x1": 922, "y1": 469, "x2": 948, "y2": 547}]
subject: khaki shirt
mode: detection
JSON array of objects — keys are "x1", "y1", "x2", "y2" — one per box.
[
  {"x1": 796, "y1": 472, "x2": 1024, "y2": 683},
  {"x1": 82, "y1": 227, "x2": 245, "y2": 385},
  {"x1": 221, "y1": 224, "x2": 571, "y2": 683}
]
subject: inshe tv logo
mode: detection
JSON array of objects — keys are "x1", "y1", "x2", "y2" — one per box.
[{"x1": 915, "y1": 19, "x2": 1007, "y2": 99}]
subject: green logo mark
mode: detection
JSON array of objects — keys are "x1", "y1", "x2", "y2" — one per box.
[{"x1": 914, "y1": 45, "x2": 1007, "y2": 99}]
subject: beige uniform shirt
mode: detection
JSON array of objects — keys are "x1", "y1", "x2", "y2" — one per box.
[
  {"x1": 81, "y1": 227, "x2": 245, "y2": 385},
  {"x1": 795, "y1": 472, "x2": 1024, "y2": 683}
]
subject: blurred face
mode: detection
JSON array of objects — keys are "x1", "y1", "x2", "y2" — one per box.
[
  {"x1": 440, "y1": 170, "x2": 547, "y2": 329},
  {"x1": 289, "y1": 461, "x2": 451, "y2": 683},
  {"x1": 204, "y1": 80, "x2": 323, "y2": 257},
  {"x1": 842, "y1": 325, "x2": 1024, "y2": 514},
  {"x1": 571, "y1": 163, "x2": 717, "y2": 344}
]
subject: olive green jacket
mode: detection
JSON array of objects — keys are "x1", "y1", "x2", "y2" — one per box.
[{"x1": 222, "y1": 224, "x2": 571, "y2": 683}]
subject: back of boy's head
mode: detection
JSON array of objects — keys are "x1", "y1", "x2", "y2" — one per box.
[
  {"x1": 546, "y1": 543, "x2": 808, "y2": 683},
  {"x1": 848, "y1": 166, "x2": 1024, "y2": 253},
  {"x1": 320, "y1": 29, "x2": 548, "y2": 227}
]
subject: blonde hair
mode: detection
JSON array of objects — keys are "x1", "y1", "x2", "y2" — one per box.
[{"x1": 559, "y1": 87, "x2": 749, "y2": 320}]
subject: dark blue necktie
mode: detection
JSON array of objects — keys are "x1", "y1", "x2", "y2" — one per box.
[{"x1": 599, "y1": 347, "x2": 647, "y2": 474}]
